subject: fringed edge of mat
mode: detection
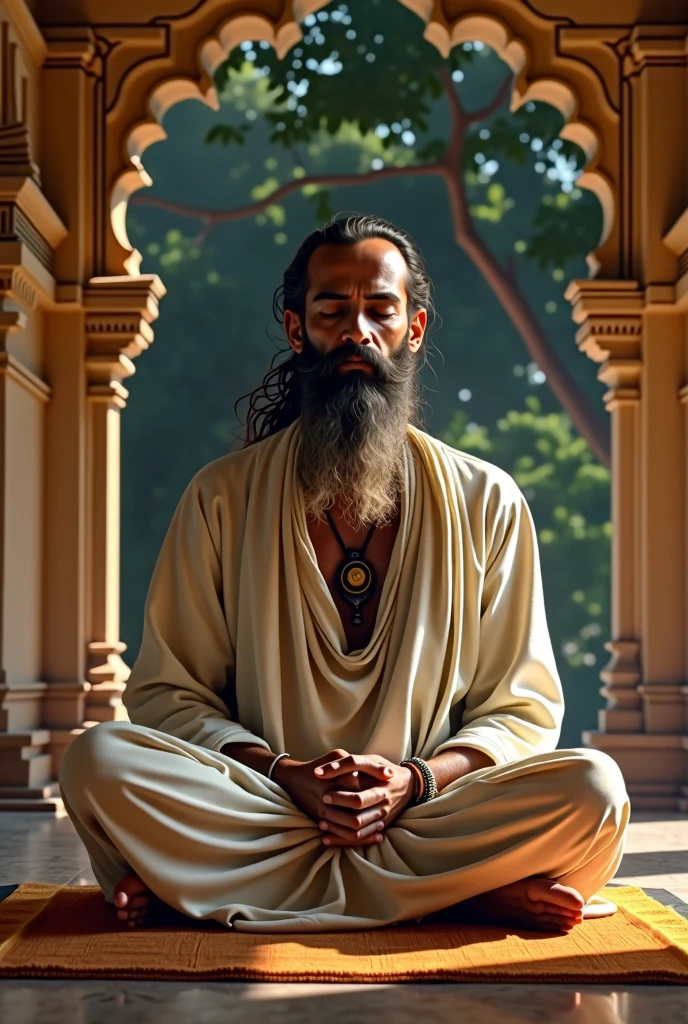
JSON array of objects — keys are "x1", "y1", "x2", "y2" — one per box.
[{"x1": 601, "y1": 885, "x2": 688, "y2": 968}]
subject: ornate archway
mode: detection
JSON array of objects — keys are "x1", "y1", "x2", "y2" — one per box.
[{"x1": 0, "y1": 0, "x2": 686, "y2": 810}]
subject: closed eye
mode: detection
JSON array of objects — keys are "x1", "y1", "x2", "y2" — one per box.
[{"x1": 320, "y1": 311, "x2": 395, "y2": 319}]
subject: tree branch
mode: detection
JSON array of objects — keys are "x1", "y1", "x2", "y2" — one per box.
[
  {"x1": 438, "y1": 65, "x2": 467, "y2": 169},
  {"x1": 439, "y1": 164, "x2": 610, "y2": 466},
  {"x1": 130, "y1": 160, "x2": 444, "y2": 237},
  {"x1": 436, "y1": 66, "x2": 609, "y2": 464},
  {"x1": 465, "y1": 72, "x2": 514, "y2": 124}
]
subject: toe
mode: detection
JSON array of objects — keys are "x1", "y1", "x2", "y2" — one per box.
[
  {"x1": 527, "y1": 880, "x2": 585, "y2": 912},
  {"x1": 127, "y1": 893, "x2": 149, "y2": 910},
  {"x1": 536, "y1": 914, "x2": 575, "y2": 933},
  {"x1": 114, "y1": 873, "x2": 149, "y2": 904},
  {"x1": 531, "y1": 901, "x2": 580, "y2": 920}
]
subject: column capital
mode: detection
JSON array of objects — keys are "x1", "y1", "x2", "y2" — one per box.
[
  {"x1": 565, "y1": 280, "x2": 643, "y2": 409},
  {"x1": 84, "y1": 274, "x2": 166, "y2": 407}
]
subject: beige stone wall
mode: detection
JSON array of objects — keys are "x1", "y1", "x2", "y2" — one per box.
[
  {"x1": 0, "y1": 0, "x2": 64, "y2": 799},
  {"x1": 0, "y1": 0, "x2": 685, "y2": 809}
]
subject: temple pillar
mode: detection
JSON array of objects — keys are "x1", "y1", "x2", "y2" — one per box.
[
  {"x1": 566, "y1": 281, "x2": 643, "y2": 738},
  {"x1": 566, "y1": 25, "x2": 688, "y2": 808},
  {"x1": 0, "y1": 4, "x2": 73, "y2": 810},
  {"x1": 82, "y1": 275, "x2": 164, "y2": 732},
  {"x1": 0, "y1": 12, "x2": 166, "y2": 810}
]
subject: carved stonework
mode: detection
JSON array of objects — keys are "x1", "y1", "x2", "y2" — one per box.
[
  {"x1": 82, "y1": 274, "x2": 166, "y2": 732},
  {"x1": 0, "y1": 264, "x2": 38, "y2": 312},
  {"x1": 620, "y1": 25, "x2": 688, "y2": 77},
  {"x1": 84, "y1": 275, "x2": 166, "y2": 408},
  {"x1": 0, "y1": 122, "x2": 40, "y2": 184},
  {"x1": 567, "y1": 280, "x2": 645, "y2": 742},
  {"x1": 85, "y1": 641, "x2": 130, "y2": 723},
  {"x1": 598, "y1": 640, "x2": 642, "y2": 733},
  {"x1": 566, "y1": 280, "x2": 643, "y2": 411}
]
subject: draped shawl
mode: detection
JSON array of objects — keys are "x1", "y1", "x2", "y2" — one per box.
[{"x1": 124, "y1": 421, "x2": 563, "y2": 765}]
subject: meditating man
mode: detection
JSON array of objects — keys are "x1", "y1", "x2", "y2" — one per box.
[{"x1": 60, "y1": 214, "x2": 629, "y2": 934}]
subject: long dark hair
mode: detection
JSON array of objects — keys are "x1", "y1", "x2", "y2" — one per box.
[{"x1": 234, "y1": 213, "x2": 437, "y2": 446}]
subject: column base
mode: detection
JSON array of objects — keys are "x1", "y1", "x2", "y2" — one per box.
[
  {"x1": 583, "y1": 730, "x2": 686, "y2": 809},
  {"x1": 0, "y1": 726, "x2": 89, "y2": 812},
  {"x1": 0, "y1": 782, "x2": 65, "y2": 814}
]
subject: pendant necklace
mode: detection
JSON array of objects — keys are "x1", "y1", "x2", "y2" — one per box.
[{"x1": 324, "y1": 510, "x2": 376, "y2": 627}]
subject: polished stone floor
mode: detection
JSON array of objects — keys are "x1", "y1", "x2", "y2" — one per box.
[{"x1": 1, "y1": 809, "x2": 687, "y2": 1022}]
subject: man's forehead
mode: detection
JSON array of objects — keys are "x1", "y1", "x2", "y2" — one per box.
[{"x1": 306, "y1": 240, "x2": 408, "y2": 296}]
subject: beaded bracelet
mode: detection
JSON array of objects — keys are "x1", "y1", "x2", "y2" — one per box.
[{"x1": 401, "y1": 757, "x2": 438, "y2": 805}]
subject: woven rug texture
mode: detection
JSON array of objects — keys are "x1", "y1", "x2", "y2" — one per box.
[{"x1": 0, "y1": 883, "x2": 687, "y2": 983}]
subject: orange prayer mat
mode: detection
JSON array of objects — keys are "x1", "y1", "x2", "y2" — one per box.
[{"x1": 0, "y1": 883, "x2": 687, "y2": 984}]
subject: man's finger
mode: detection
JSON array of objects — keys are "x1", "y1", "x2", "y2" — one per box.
[
  {"x1": 320, "y1": 804, "x2": 386, "y2": 831},
  {"x1": 315, "y1": 756, "x2": 393, "y2": 780},
  {"x1": 322, "y1": 832, "x2": 385, "y2": 848},
  {"x1": 326, "y1": 771, "x2": 362, "y2": 792},
  {"x1": 322, "y1": 786, "x2": 387, "y2": 811},
  {"x1": 320, "y1": 817, "x2": 384, "y2": 843}
]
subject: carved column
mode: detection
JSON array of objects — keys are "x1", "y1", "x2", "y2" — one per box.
[
  {"x1": 81, "y1": 275, "x2": 164, "y2": 732},
  {"x1": 568, "y1": 282, "x2": 688, "y2": 807},
  {"x1": 0, "y1": 5, "x2": 74, "y2": 809},
  {"x1": 563, "y1": 25, "x2": 688, "y2": 809},
  {"x1": 567, "y1": 281, "x2": 644, "y2": 732},
  {"x1": 0, "y1": 21, "x2": 167, "y2": 808}
]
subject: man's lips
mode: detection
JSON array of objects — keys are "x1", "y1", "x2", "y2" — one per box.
[{"x1": 338, "y1": 356, "x2": 372, "y2": 369}]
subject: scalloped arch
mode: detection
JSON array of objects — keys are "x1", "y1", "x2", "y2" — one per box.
[{"x1": 112, "y1": 0, "x2": 615, "y2": 277}]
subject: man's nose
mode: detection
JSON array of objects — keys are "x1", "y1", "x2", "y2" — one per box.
[{"x1": 343, "y1": 312, "x2": 373, "y2": 345}]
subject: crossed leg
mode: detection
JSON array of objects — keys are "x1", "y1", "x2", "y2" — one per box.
[{"x1": 60, "y1": 722, "x2": 630, "y2": 933}]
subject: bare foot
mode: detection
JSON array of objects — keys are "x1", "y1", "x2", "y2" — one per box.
[
  {"x1": 432, "y1": 878, "x2": 587, "y2": 933},
  {"x1": 113, "y1": 872, "x2": 190, "y2": 929},
  {"x1": 113, "y1": 873, "x2": 156, "y2": 928}
]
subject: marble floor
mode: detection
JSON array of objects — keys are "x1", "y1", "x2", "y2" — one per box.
[{"x1": 0, "y1": 809, "x2": 687, "y2": 1022}]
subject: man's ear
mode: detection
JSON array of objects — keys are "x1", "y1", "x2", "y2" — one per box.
[
  {"x1": 408, "y1": 307, "x2": 427, "y2": 354},
  {"x1": 284, "y1": 309, "x2": 304, "y2": 354}
]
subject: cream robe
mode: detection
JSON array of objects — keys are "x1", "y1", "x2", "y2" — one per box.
[{"x1": 59, "y1": 421, "x2": 629, "y2": 931}]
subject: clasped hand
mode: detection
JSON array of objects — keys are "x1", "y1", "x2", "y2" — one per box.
[{"x1": 274, "y1": 749, "x2": 416, "y2": 848}]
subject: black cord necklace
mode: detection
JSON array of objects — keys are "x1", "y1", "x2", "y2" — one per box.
[{"x1": 324, "y1": 510, "x2": 376, "y2": 627}]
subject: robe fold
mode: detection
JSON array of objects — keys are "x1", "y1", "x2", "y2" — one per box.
[
  {"x1": 125, "y1": 420, "x2": 564, "y2": 765},
  {"x1": 59, "y1": 421, "x2": 629, "y2": 931}
]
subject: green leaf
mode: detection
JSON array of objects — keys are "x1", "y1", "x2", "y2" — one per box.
[
  {"x1": 306, "y1": 187, "x2": 335, "y2": 225},
  {"x1": 525, "y1": 187, "x2": 603, "y2": 270},
  {"x1": 416, "y1": 138, "x2": 446, "y2": 163},
  {"x1": 205, "y1": 123, "x2": 250, "y2": 147}
]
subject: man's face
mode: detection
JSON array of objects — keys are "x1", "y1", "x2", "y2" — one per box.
[
  {"x1": 285, "y1": 238, "x2": 427, "y2": 525},
  {"x1": 284, "y1": 238, "x2": 426, "y2": 368}
]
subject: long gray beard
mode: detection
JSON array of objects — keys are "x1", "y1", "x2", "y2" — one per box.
[{"x1": 296, "y1": 337, "x2": 419, "y2": 527}]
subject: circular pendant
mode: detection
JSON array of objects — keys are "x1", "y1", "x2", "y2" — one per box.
[{"x1": 339, "y1": 559, "x2": 374, "y2": 598}]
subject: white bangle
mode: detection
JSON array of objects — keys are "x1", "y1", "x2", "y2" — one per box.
[{"x1": 267, "y1": 752, "x2": 290, "y2": 781}]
